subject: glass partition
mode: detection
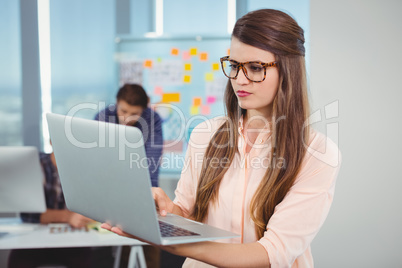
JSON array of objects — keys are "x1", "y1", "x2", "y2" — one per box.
[{"x1": 0, "y1": 0, "x2": 23, "y2": 146}]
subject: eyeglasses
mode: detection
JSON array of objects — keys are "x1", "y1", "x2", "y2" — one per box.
[{"x1": 220, "y1": 56, "x2": 278, "y2": 83}]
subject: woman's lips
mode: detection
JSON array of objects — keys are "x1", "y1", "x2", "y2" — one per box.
[{"x1": 237, "y1": 90, "x2": 252, "y2": 97}]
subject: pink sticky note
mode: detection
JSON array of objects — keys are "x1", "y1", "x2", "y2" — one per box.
[
  {"x1": 206, "y1": 96, "x2": 216, "y2": 104},
  {"x1": 154, "y1": 86, "x2": 163, "y2": 96},
  {"x1": 201, "y1": 105, "x2": 211, "y2": 115},
  {"x1": 182, "y1": 51, "x2": 191, "y2": 61}
]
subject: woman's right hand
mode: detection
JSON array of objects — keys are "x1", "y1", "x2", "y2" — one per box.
[
  {"x1": 66, "y1": 211, "x2": 94, "y2": 228},
  {"x1": 152, "y1": 187, "x2": 183, "y2": 217},
  {"x1": 152, "y1": 187, "x2": 174, "y2": 216}
]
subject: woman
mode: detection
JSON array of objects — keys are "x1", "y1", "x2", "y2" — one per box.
[{"x1": 102, "y1": 9, "x2": 341, "y2": 268}]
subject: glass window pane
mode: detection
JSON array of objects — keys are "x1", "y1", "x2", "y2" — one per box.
[
  {"x1": 0, "y1": 0, "x2": 22, "y2": 146},
  {"x1": 164, "y1": 0, "x2": 228, "y2": 35},
  {"x1": 49, "y1": 0, "x2": 115, "y2": 120}
]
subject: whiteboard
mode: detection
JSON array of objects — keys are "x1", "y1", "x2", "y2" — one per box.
[{"x1": 115, "y1": 35, "x2": 231, "y2": 173}]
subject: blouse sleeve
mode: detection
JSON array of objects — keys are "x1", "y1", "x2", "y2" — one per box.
[
  {"x1": 257, "y1": 132, "x2": 342, "y2": 268},
  {"x1": 172, "y1": 142, "x2": 198, "y2": 218},
  {"x1": 173, "y1": 117, "x2": 226, "y2": 218}
]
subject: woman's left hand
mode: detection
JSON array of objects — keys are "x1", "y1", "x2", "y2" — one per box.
[
  {"x1": 100, "y1": 223, "x2": 199, "y2": 256},
  {"x1": 100, "y1": 223, "x2": 146, "y2": 242}
]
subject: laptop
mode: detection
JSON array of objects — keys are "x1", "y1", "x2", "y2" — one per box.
[
  {"x1": 0, "y1": 146, "x2": 46, "y2": 233},
  {"x1": 46, "y1": 113, "x2": 239, "y2": 245},
  {"x1": 0, "y1": 146, "x2": 46, "y2": 213}
]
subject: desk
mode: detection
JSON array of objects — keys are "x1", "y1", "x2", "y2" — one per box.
[{"x1": 0, "y1": 223, "x2": 146, "y2": 268}]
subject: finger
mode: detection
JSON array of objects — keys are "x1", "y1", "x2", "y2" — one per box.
[
  {"x1": 100, "y1": 223, "x2": 112, "y2": 230},
  {"x1": 111, "y1": 226, "x2": 124, "y2": 235},
  {"x1": 110, "y1": 227, "x2": 138, "y2": 240},
  {"x1": 154, "y1": 193, "x2": 168, "y2": 216}
]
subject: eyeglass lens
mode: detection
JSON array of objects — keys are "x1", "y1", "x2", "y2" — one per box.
[{"x1": 221, "y1": 60, "x2": 265, "y2": 82}]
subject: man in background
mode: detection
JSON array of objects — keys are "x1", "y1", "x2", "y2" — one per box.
[
  {"x1": 8, "y1": 148, "x2": 95, "y2": 268},
  {"x1": 95, "y1": 83, "x2": 163, "y2": 187}
]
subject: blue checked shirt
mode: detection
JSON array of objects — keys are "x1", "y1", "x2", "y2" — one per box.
[{"x1": 21, "y1": 153, "x2": 66, "y2": 223}]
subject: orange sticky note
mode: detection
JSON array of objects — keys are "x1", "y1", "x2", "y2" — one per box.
[
  {"x1": 190, "y1": 106, "x2": 199, "y2": 115},
  {"x1": 144, "y1": 60, "x2": 153, "y2": 68},
  {"x1": 184, "y1": 63, "x2": 192, "y2": 71},
  {"x1": 193, "y1": 97, "x2": 201, "y2": 106},
  {"x1": 190, "y1": 48, "x2": 197, "y2": 56},
  {"x1": 201, "y1": 105, "x2": 211, "y2": 115},
  {"x1": 227, "y1": 48, "x2": 230, "y2": 55},
  {"x1": 162, "y1": 93, "x2": 180, "y2": 103},
  {"x1": 183, "y1": 75, "x2": 191, "y2": 83},
  {"x1": 205, "y1": 72, "x2": 214, "y2": 82},
  {"x1": 212, "y1": 63, "x2": 220, "y2": 71},
  {"x1": 200, "y1": 52, "x2": 208, "y2": 61},
  {"x1": 171, "y1": 48, "x2": 179, "y2": 56}
]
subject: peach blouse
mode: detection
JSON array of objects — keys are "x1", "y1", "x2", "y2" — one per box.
[{"x1": 173, "y1": 116, "x2": 341, "y2": 268}]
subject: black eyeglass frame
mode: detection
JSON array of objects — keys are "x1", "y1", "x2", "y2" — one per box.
[{"x1": 220, "y1": 56, "x2": 278, "y2": 83}]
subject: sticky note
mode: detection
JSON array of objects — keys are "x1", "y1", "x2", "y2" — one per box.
[
  {"x1": 201, "y1": 105, "x2": 211, "y2": 115},
  {"x1": 190, "y1": 106, "x2": 199, "y2": 115},
  {"x1": 182, "y1": 51, "x2": 191, "y2": 61},
  {"x1": 163, "y1": 140, "x2": 183, "y2": 153},
  {"x1": 171, "y1": 48, "x2": 179, "y2": 56},
  {"x1": 190, "y1": 48, "x2": 198, "y2": 56},
  {"x1": 157, "y1": 57, "x2": 162, "y2": 63},
  {"x1": 184, "y1": 63, "x2": 192, "y2": 71},
  {"x1": 162, "y1": 93, "x2": 180, "y2": 103},
  {"x1": 227, "y1": 48, "x2": 230, "y2": 55},
  {"x1": 154, "y1": 86, "x2": 163, "y2": 96},
  {"x1": 143, "y1": 60, "x2": 153, "y2": 68},
  {"x1": 205, "y1": 72, "x2": 214, "y2": 82},
  {"x1": 212, "y1": 63, "x2": 220, "y2": 71},
  {"x1": 193, "y1": 97, "x2": 202, "y2": 106},
  {"x1": 206, "y1": 96, "x2": 216, "y2": 104},
  {"x1": 200, "y1": 52, "x2": 208, "y2": 61},
  {"x1": 183, "y1": 75, "x2": 191, "y2": 83}
]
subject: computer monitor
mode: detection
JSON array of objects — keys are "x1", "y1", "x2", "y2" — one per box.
[{"x1": 0, "y1": 146, "x2": 46, "y2": 213}]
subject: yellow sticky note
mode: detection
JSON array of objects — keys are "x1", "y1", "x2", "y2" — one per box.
[
  {"x1": 193, "y1": 97, "x2": 202, "y2": 106},
  {"x1": 157, "y1": 57, "x2": 162, "y2": 63},
  {"x1": 184, "y1": 63, "x2": 192, "y2": 71},
  {"x1": 162, "y1": 93, "x2": 180, "y2": 103},
  {"x1": 190, "y1": 106, "x2": 199, "y2": 115},
  {"x1": 143, "y1": 60, "x2": 153, "y2": 68},
  {"x1": 183, "y1": 75, "x2": 191, "y2": 83},
  {"x1": 205, "y1": 72, "x2": 214, "y2": 82},
  {"x1": 171, "y1": 48, "x2": 179, "y2": 56},
  {"x1": 200, "y1": 52, "x2": 208, "y2": 61},
  {"x1": 212, "y1": 63, "x2": 220, "y2": 71},
  {"x1": 190, "y1": 47, "x2": 197, "y2": 56}
]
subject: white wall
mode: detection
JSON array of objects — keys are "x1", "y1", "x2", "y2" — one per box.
[{"x1": 310, "y1": 1, "x2": 402, "y2": 267}]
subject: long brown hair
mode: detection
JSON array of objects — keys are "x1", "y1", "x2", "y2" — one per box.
[{"x1": 191, "y1": 9, "x2": 310, "y2": 239}]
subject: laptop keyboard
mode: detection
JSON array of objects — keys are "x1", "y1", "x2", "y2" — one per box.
[{"x1": 158, "y1": 221, "x2": 200, "y2": 237}]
